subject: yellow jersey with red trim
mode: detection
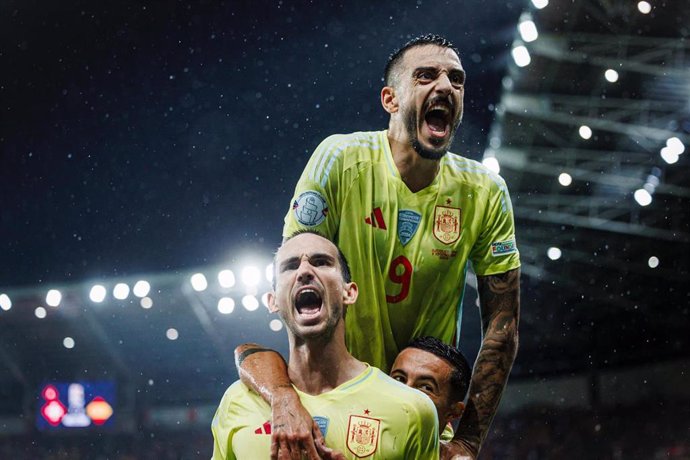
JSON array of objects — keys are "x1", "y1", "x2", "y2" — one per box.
[
  {"x1": 211, "y1": 365, "x2": 439, "y2": 459},
  {"x1": 284, "y1": 130, "x2": 520, "y2": 371}
]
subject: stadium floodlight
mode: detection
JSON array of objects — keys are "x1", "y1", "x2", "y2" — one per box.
[
  {"x1": 140, "y1": 297, "x2": 153, "y2": 309},
  {"x1": 89, "y1": 285, "x2": 107, "y2": 303},
  {"x1": 190, "y1": 273, "x2": 208, "y2": 292},
  {"x1": 265, "y1": 263, "x2": 274, "y2": 284},
  {"x1": 241, "y1": 266, "x2": 261, "y2": 288},
  {"x1": 132, "y1": 280, "x2": 151, "y2": 298},
  {"x1": 604, "y1": 69, "x2": 619, "y2": 83},
  {"x1": 242, "y1": 295, "x2": 260, "y2": 311},
  {"x1": 269, "y1": 319, "x2": 283, "y2": 332},
  {"x1": 35, "y1": 306, "x2": 47, "y2": 319},
  {"x1": 218, "y1": 269, "x2": 236, "y2": 288},
  {"x1": 634, "y1": 188, "x2": 652, "y2": 206},
  {"x1": 637, "y1": 1, "x2": 651, "y2": 14},
  {"x1": 648, "y1": 256, "x2": 660, "y2": 268},
  {"x1": 558, "y1": 173, "x2": 572, "y2": 186},
  {"x1": 660, "y1": 147, "x2": 679, "y2": 164},
  {"x1": 166, "y1": 328, "x2": 179, "y2": 340},
  {"x1": 217, "y1": 297, "x2": 235, "y2": 315},
  {"x1": 547, "y1": 247, "x2": 562, "y2": 260},
  {"x1": 482, "y1": 156, "x2": 500, "y2": 174},
  {"x1": 666, "y1": 137, "x2": 685, "y2": 155},
  {"x1": 0, "y1": 293, "x2": 13, "y2": 311},
  {"x1": 518, "y1": 18, "x2": 538, "y2": 43},
  {"x1": 63, "y1": 337, "x2": 75, "y2": 349},
  {"x1": 511, "y1": 45, "x2": 531, "y2": 67},
  {"x1": 113, "y1": 283, "x2": 130, "y2": 300},
  {"x1": 46, "y1": 289, "x2": 62, "y2": 307},
  {"x1": 531, "y1": 0, "x2": 548, "y2": 9},
  {"x1": 578, "y1": 125, "x2": 592, "y2": 140}
]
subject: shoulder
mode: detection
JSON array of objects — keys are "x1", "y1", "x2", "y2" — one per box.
[
  {"x1": 306, "y1": 131, "x2": 386, "y2": 184},
  {"x1": 443, "y1": 152, "x2": 509, "y2": 192},
  {"x1": 370, "y1": 369, "x2": 437, "y2": 417}
]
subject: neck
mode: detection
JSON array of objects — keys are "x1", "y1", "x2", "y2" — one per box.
[
  {"x1": 387, "y1": 126, "x2": 441, "y2": 193},
  {"x1": 287, "y1": 326, "x2": 366, "y2": 396}
]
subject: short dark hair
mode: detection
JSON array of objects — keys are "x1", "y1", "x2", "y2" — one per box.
[
  {"x1": 273, "y1": 230, "x2": 352, "y2": 288},
  {"x1": 405, "y1": 336, "x2": 471, "y2": 403},
  {"x1": 384, "y1": 34, "x2": 460, "y2": 86}
]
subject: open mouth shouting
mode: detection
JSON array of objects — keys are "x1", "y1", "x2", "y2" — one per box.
[
  {"x1": 294, "y1": 287, "x2": 323, "y2": 324},
  {"x1": 422, "y1": 97, "x2": 454, "y2": 142}
]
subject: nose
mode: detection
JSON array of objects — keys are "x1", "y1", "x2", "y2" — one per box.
[
  {"x1": 296, "y1": 257, "x2": 315, "y2": 283},
  {"x1": 433, "y1": 72, "x2": 453, "y2": 95}
]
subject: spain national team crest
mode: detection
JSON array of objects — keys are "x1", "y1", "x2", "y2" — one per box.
[
  {"x1": 347, "y1": 415, "x2": 381, "y2": 458},
  {"x1": 433, "y1": 205, "x2": 461, "y2": 245},
  {"x1": 397, "y1": 210, "x2": 421, "y2": 246}
]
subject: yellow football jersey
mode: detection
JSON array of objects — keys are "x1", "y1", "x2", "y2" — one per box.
[
  {"x1": 284, "y1": 130, "x2": 520, "y2": 371},
  {"x1": 211, "y1": 366, "x2": 439, "y2": 459}
]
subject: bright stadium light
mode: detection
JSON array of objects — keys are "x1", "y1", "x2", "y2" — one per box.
[
  {"x1": 242, "y1": 295, "x2": 259, "y2": 311},
  {"x1": 660, "y1": 147, "x2": 679, "y2": 164},
  {"x1": 261, "y1": 292, "x2": 270, "y2": 308},
  {"x1": 579, "y1": 125, "x2": 592, "y2": 140},
  {"x1": 531, "y1": 0, "x2": 548, "y2": 9},
  {"x1": 166, "y1": 328, "x2": 179, "y2": 340},
  {"x1": 140, "y1": 297, "x2": 153, "y2": 309},
  {"x1": 113, "y1": 283, "x2": 130, "y2": 300},
  {"x1": 218, "y1": 269, "x2": 236, "y2": 288},
  {"x1": 133, "y1": 280, "x2": 151, "y2": 298},
  {"x1": 241, "y1": 266, "x2": 261, "y2": 288},
  {"x1": 89, "y1": 285, "x2": 107, "y2": 303},
  {"x1": 604, "y1": 69, "x2": 619, "y2": 83},
  {"x1": 265, "y1": 263, "x2": 274, "y2": 284},
  {"x1": 648, "y1": 256, "x2": 660, "y2": 268},
  {"x1": 482, "y1": 156, "x2": 500, "y2": 174},
  {"x1": 217, "y1": 297, "x2": 235, "y2": 315},
  {"x1": 46, "y1": 289, "x2": 62, "y2": 307},
  {"x1": 190, "y1": 273, "x2": 208, "y2": 292},
  {"x1": 558, "y1": 173, "x2": 572, "y2": 186},
  {"x1": 63, "y1": 337, "x2": 75, "y2": 349},
  {"x1": 269, "y1": 319, "x2": 283, "y2": 332},
  {"x1": 634, "y1": 188, "x2": 652, "y2": 206},
  {"x1": 637, "y1": 1, "x2": 651, "y2": 14},
  {"x1": 0, "y1": 293, "x2": 11, "y2": 311},
  {"x1": 35, "y1": 306, "x2": 47, "y2": 319},
  {"x1": 547, "y1": 247, "x2": 562, "y2": 260},
  {"x1": 511, "y1": 45, "x2": 531, "y2": 67},
  {"x1": 518, "y1": 18, "x2": 539, "y2": 43},
  {"x1": 666, "y1": 137, "x2": 685, "y2": 155}
]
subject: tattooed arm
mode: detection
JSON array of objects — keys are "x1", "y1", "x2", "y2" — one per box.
[
  {"x1": 448, "y1": 267, "x2": 520, "y2": 459},
  {"x1": 234, "y1": 343, "x2": 333, "y2": 460}
]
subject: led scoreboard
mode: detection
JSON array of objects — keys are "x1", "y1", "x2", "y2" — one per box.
[{"x1": 36, "y1": 381, "x2": 115, "y2": 430}]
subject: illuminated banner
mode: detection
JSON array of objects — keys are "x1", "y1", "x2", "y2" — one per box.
[{"x1": 36, "y1": 381, "x2": 115, "y2": 430}]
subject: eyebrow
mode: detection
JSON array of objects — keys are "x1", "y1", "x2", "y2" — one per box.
[{"x1": 278, "y1": 252, "x2": 336, "y2": 271}]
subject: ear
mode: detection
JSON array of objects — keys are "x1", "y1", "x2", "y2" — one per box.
[
  {"x1": 445, "y1": 401, "x2": 465, "y2": 425},
  {"x1": 381, "y1": 86, "x2": 398, "y2": 114},
  {"x1": 267, "y1": 291, "x2": 279, "y2": 313},
  {"x1": 342, "y1": 281, "x2": 359, "y2": 306}
]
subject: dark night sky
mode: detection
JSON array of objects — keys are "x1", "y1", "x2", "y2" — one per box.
[{"x1": 1, "y1": 0, "x2": 523, "y2": 289}]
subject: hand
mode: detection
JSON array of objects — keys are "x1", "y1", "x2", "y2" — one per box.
[
  {"x1": 440, "y1": 440, "x2": 476, "y2": 460},
  {"x1": 270, "y1": 388, "x2": 326, "y2": 460}
]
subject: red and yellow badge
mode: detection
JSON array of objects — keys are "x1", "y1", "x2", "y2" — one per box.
[
  {"x1": 433, "y1": 205, "x2": 462, "y2": 245},
  {"x1": 347, "y1": 415, "x2": 381, "y2": 458}
]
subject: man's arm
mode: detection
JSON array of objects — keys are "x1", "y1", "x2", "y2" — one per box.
[
  {"x1": 451, "y1": 267, "x2": 520, "y2": 458},
  {"x1": 234, "y1": 343, "x2": 330, "y2": 460}
]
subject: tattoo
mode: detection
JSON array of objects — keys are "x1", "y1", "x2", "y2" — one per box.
[
  {"x1": 236, "y1": 347, "x2": 278, "y2": 366},
  {"x1": 455, "y1": 268, "x2": 520, "y2": 457}
]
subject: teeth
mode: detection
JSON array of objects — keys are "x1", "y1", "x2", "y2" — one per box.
[{"x1": 429, "y1": 105, "x2": 450, "y2": 113}]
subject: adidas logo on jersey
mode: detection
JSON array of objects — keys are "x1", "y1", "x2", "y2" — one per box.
[
  {"x1": 254, "y1": 420, "x2": 272, "y2": 435},
  {"x1": 364, "y1": 208, "x2": 387, "y2": 230}
]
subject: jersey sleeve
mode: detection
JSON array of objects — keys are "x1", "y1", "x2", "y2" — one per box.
[
  {"x1": 404, "y1": 392, "x2": 441, "y2": 459},
  {"x1": 283, "y1": 134, "x2": 347, "y2": 240},
  {"x1": 211, "y1": 384, "x2": 240, "y2": 460},
  {"x1": 469, "y1": 174, "x2": 521, "y2": 276}
]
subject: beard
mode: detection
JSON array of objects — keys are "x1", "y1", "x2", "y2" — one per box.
[{"x1": 403, "y1": 99, "x2": 460, "y2": 160}]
